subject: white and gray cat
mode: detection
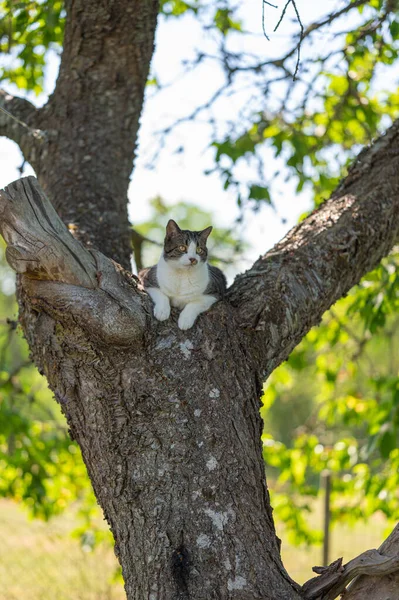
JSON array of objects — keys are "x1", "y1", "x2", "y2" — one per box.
[{"x1": 139, "y1": 219, "x2": 227, "y2": 330}]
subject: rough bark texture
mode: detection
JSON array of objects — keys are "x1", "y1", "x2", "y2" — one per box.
[
  {"x1": 5, "y1": 0, "x2": 160, "y2": 269},
  {"x1": 1, "y1": 3, "x2": 399, "y2": 599},
  {"x1": 228, "y1": 119, "x2": 399, "y2": 380},
  {"x1": 1, "y1": 115, "x2": 399, "y2": 596},
  {"x1": 344, "y1": 524, "x2": 399, "y2": 600},
  {"x1": 29, "y1": 301, "x2": 299, "y2": 600},
  {"x1": 0, "y1": 176, "x2": 302, "y2": 599}
]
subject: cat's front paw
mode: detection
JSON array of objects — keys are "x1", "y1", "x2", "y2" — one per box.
[
  {"x1": 154, "y1": 301, "x2": 170, "y2": 322},
  {"x1": 178, "y1": 308, "x2": 197, "y2": 330}
]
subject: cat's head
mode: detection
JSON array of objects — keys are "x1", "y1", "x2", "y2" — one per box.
[{"x1": 163, "y1": 219, "x2": 212, "y2": 268}]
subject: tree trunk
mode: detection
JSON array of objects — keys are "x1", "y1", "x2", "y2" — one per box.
[
  {"x1": 1, "y1": 2, "x2": 399, "y2": 598},
  {"x1": 25, "y1": 293, "x2": 301, "y2": 600},
  {"x1": 1, "y1": 0, "x2": 160, "y2": 269},
  {"x1": 0, "y1": 179, "x2": 301, "y2": 599}
]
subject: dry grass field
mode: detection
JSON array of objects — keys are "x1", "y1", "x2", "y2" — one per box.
[{"x1": 0, "y1": 498, "x2": 390, "y2": 598}]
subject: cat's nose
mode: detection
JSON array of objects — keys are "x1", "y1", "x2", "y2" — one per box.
[{"x1": 189, "y1": 257, "x2": 198, "y2": 265}]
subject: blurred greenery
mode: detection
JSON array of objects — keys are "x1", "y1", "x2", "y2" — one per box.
[
  {"x1": 1, "y1": 1, "x2": 398, "y2": 209},
  {"x1": 210, "y1": 2, "x2": 399, "y2": 210},
  {"x1": 0, "y1": 0, "x2": 64, "y2": 93},
  {"x1": 262, "y1": 251, "x2": 399, "y2": 545},
  {"x1": 0, "y1": 239, "x2": 100, "y2": 532},
  {"x1": 1, "y1": 0, "x2": 399, "y2": 585},
  {"x1": 0, "y1": 499, "x2": 124, "y2": 600}
]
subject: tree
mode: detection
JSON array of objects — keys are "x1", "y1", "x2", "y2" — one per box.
[{"x1": 1, "y1": 1, "x2": 399, "y2": 598}]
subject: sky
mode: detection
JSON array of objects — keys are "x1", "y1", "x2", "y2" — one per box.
[{"x1": 0, "y1": 0, "x2": 384, "y2": 280}]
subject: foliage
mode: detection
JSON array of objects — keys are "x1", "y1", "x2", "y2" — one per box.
[
  {"x1": 159, "y1": 0, "x2": 242, "y2": 33},
  {"x1": 0, "y1": 0, "x2": 242, "y2": 93},
  {"x1": 2, "y1": 2, "x2": 398, "y2": 210},
  {"x1": 0, "y1": 0, "x2": 64, "y2": 93},
  {"x1": 211, "y1": 3, "x2": 399, "y2": 209},
  {"x1": 159, "y1": 0, "x2": 201, "y2": 18},
  {"x1": 262, "y1": 251, "x2": 399, "y2": 545}
]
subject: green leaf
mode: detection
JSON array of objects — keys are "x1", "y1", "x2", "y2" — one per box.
[
  {"x1": 379, "y1": 428, "x2": 397, "y2": 459},
  {"x1": 248, "y1": 185, "x2": 271, "y2": 203}
]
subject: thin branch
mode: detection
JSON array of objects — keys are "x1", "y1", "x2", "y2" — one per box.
[
  {"x1": 262, "y1": 0, "x2": 278, "y2": 41},
  {"x1": 0, "y1": 90, "x2": 43, "y2": 150},
  {"x1": 273, "y1": 0, "x2": 291, "y2": 33},
  {"x1": 146, "y1": 0, "x2": 372, "y2": 165},
  {"x1": 264, "y1": 0, "x2": 370, "y2": 72},
  {"x1": 290, "y1": 1, "x2": 304, "y2": 79},
  {"x1": 0, "y1": 103, "x2": 44, "y2": 139},
  {"x1": 146, "y1": 79, "x2": 232, "y2": 166}
]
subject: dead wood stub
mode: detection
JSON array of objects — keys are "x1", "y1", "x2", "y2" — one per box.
[
  {"x1": 0, "y1": 176, "x2": 97, "y2": 287},
  {"x1": 0, "y1": 176, "x2": 147, "y2": 345},
  {"x1": 302, "y1": 548, "x2": 399, "y2": 600}
]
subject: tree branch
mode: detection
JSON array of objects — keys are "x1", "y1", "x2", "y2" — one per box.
[
  {"x1": 344, "y1": 523, "x2": 399, "y2": 599},
  {"x1": 228, "y1": 118, "x2": 399, "y2": 378},
  {"x1": 302, "y1": 547, "x2": 399, "y2": 600},
  {"x1": 0, "y1": 89, "x2": 44, "y2": 162},
  {"x1": 0, "y1": 177, "x2": 147, "y2": 345},
  {"x1": 233, "y1": 0, "x2": 371, "y2": 74},
  {"x1": 300, "y1": 523, "x2": 399, "y2": 599}
]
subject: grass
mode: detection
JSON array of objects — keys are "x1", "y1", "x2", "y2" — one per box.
[
  {"x1": 0, "y1": 498, "x2": 390, "y2": 597},
  {"x1": 0, "y1": 499, "x2": 125, "y2": 600},
  {"x1": 279, "y1": 503, "x2": 390, "y2": 584}
]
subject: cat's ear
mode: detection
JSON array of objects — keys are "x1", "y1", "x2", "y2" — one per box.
[
  {"x1": 199, "y1": 226, "x2": 213, "y2": 242},
  {"x1": 166, "y1": 219, "x2": 181, "y2": 237}
]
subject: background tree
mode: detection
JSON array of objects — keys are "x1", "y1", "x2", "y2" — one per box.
[{"x1": 1, "y1": 1, "x2": 399, "y2": 599}]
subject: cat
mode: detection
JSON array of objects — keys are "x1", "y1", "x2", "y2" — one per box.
[{"x1": 139, "y1": 219, "x2": 227, "y2": 330}]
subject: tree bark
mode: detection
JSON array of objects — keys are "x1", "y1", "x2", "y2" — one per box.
[
  {"x1": 0, "y1": 177, "x2": 303, "y2": 600},
  {"x1": 1, "y1": 114, "x2": 399, "y2": 596},
  {"x1": 2, "y1": 0, "x2": 160, "y2": 269},
  {"x1": 228, "y1": 119, "x2": 399, "y2": 380},
  {"x1": 1, "y1": 2, "x2": 399, "y2": 599}
]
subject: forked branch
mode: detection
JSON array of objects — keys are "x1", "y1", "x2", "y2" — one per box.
[
  {"x1": 228, "y1": 118, "x2": 399, "y2": 379},
  {"x1": 0, "y1": 177, "x2": 147, "y2": 345},
  {"x1": 0, "y1": 90, "x2": 43, "y2": 159}
]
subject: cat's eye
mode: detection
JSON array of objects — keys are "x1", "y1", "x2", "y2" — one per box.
[
  {"x1": 178, "y1": 245, "x2": 187, "y2": 252},
  {"x1": 197, "y1": 247, "x2": 204, "y2": 255}
]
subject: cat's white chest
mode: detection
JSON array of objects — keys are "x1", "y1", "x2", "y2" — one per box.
[{"x1": 157, "y1": 258, "x2": 209, "y2": 308}]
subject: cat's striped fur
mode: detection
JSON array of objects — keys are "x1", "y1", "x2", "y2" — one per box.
[{"x1": 139, "y1": 219, "x2": 226, "y2": 330}]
